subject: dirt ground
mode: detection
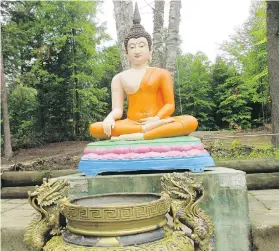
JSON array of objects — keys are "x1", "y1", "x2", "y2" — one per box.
[
  {"x1": 0, "y1": 130, "x2": 273, "y2": 171},
  {"x1": 1, "y1": 141, "x2": 89, "y2": 170}
]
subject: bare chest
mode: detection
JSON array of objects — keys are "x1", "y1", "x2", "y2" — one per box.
[{"x1": 119, "y1": 70, "x2": 147, "y2": 95}]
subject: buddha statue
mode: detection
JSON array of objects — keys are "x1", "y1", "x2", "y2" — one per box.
[{"x1": 90, "y1": 3, "x2": 198, "y2": 141}]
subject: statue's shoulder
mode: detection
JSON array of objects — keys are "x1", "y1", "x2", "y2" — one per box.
[
  {"x1": 151, "y1": 67, "x2": 169, "y2": 73},
  {"x1": 151, "y1": 67, "x2": 171, "y2": 77},
  {"x1": 117, "y1": 69, "x2": 130, "y2": 80},
  {"x1": 112, "y1": 72, "x2": 125, "y2": 84},
  {"x1": 112, "y1": 72, "x2": 122, "y2": 80}
]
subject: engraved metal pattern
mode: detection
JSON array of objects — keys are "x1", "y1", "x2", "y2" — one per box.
[{"x1": 61, "y1": 194, "x2": 171, "y2": 222}]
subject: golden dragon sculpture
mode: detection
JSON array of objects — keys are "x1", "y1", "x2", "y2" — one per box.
[
  {"x1": 24, "y1": 178, "x2": 69, "y2": 250},
  {"x1": 161, "y1": 172, "x2": 215, "y2": 251}
]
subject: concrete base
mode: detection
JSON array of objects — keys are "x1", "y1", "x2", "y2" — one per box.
[{"x1": 58, "y1": 167, "x2": 251, "y2": 251}]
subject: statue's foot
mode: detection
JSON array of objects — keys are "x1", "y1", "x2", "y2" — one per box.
[
  {"x1": 163, "y1": 118, "x2": 175, "y2": 123},
  {"x1": 111, "y1": 133, "x2": 144, "y2": 141},
  {"x1": 142, "y1": 117, "x2": 175, "y2": 133}
]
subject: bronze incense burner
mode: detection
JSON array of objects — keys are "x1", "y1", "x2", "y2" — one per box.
[{"x1": 24, "y1": 173, "x2": 214, "y2": 251}]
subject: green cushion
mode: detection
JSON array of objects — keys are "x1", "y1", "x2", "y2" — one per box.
[{"x1": 86, "y1": 136, "x2": 201, "y2": 149}]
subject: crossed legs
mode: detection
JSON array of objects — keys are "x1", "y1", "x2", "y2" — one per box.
[{"x1": 89, "y1": 116, "x2": 198, "y2": 140}]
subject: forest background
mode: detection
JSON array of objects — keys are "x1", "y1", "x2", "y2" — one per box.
[{"x1": 0, "y1": 0, "x2": 272, "y2": 150}]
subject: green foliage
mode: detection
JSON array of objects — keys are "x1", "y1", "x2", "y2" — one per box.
[
  {"x1": 1, "y1": 1, "x2": 40, "y2": 82},
  {"x1": 212, "y1": 58, "x2": 247, "y2": 129},
  {"x1": 220, "y1": 0, "x2": 269, "y2": 127},
  {"x1": 29, "y1": 1, "x2": 110, "y2": 140},
  {"x1": 8, "y1": 85, "x2": 39, "y2": 147},
  {"x1": 209, "y1": 139, "x2": 279, "y2": 161},
  {"x1": 2, "y1": 1, "x2": 120, "y2": 147},
  {"x1": 175, "y1": 52, "x2": 216, "y2": 130},
  {"x1": 217, "y1": 75, "x2": 252, "y2": 129}
]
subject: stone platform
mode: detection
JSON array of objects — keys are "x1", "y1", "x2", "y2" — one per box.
[{"x1": 79, "y1": 136, "x2": 215, "y2": 175}]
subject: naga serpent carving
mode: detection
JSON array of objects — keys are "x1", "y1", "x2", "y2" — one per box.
[
  {"x1": 161, "y1": 173, "x2": 215, "y2": 251},
  {"x1": 24, "y1": 178, "x2": 69, "y2": 250}
]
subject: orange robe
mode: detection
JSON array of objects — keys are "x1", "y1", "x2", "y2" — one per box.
[{"x1": 90, "y1": 67, "x2": 198, "y2": 140}]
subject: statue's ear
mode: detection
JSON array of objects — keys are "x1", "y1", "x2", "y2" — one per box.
[
  {"x1": 123, "y1": 44, "x2": 128, "y2": 55},
  {"x1": 149, "y1": 51, "x2": 153, "y2": 62}
]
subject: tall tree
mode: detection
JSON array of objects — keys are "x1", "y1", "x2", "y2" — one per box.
[
  {"x1": 220, "y1": 0, "x2": 269, "y2": 128},
  {"x1": 1, "y1": 55, "x2": 13, "y2": 158},
  {"x1": 217, "y1": 75, "x2": 252, "y2": 130},
  {"x1": 176, "y1": 52, "x2": 215, "y2": 129},
  {"x1": 8, "y1": 85, "x2": 38, "y2": 146},
  {"x1": 1, "y1": 1, "x2": 38, "y2": 86},
  {"x1": 30, "y1": 1, "x2": 110, "y2": 140},
  {"x1": 166, "y1": 0, "x2": 181, "y2": 76},
  {"x1": 267, "y1": 1, "x2": 279, "y2": 147},
  {"x1": 113, "y1": 0, "x2": 133, "y2": 70},
  {"x1": 152, "y1": 0, "x2": 165, "y2": 68},
  {"x1": 2, "y1": 1, "x2": 115, "y2": 145},
  {"x1": 212, "y1": 57, "x2": 237, "y2": 128}
]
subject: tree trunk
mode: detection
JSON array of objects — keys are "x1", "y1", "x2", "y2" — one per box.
[
  {"x1": 246, "y1": 172, "x2": 279, "y2": 190},
  {"x1": 113, "y1": 0, "x2": 133, "y2": 71},
  {"x1": 1, "y1": 186, "x2": 35, "y2": 199},
  {"x1": 166, "y1": 0, "x2": 181, "y2": 76},
  {"x1": 216, "y1": 159, "x2": 279, "y2": 173},
  {"x1": 72, "y1": 28, "x2": 80, "y2": 139},
  {"x1": 152, "y1": 0, "x2": 165, "y2": 68},
  {"x1": 1, "y1": 169, "x2": 79, "y2": 187},
  {"x1": 267, "y1": 1, "x2": 279, "y2": 147},
  {"x1": 0, "y1": 55, "x2": 13, "y2": 159}
]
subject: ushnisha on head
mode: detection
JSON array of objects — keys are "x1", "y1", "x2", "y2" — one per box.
[
  {"x1": 124, "y1": 2, "x2": 152, "y2": 65},
  {"x1": 124, "y1": 2, "x2": 152, "y2": 53}
]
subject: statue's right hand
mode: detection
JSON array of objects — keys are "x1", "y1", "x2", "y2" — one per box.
[{"x1": 103, "y1": 115, "x2": 115, "y2": 137}]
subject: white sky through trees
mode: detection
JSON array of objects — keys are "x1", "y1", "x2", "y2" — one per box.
[{"x1": 99, "y1": 0, "x2": 251, "y2": 62}]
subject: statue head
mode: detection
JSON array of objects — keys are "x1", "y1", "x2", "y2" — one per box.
[{"x1": 124, "y1": 2, "x2": 152, "y2": 65}]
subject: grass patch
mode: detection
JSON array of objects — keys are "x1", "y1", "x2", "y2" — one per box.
[{"x1": 207, "y1": 139, "x2": 279, "y2": 161}]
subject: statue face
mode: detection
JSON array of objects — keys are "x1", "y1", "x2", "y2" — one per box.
[{"x1": 127, "y1": 37, "x2": 151, "y2": 65}]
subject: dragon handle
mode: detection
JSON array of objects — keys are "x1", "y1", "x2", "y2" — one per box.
[
  {"x1": 24, "y1": 178, "x2": 69, "y2": 250},
  {"x1": 161, "y1": 172, "x2": 215, "y2": 251}
]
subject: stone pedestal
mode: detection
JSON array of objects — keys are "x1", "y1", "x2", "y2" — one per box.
[{"x1": 58, "y1": 167, "x2": 251, "y2": 251}]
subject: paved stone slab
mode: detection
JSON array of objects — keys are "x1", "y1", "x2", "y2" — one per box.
[
  {"x1": 1, "y1": 203, "x2": 23, "y2": 213},
  {"x1": 2, "y1": 199, "x2": 28, "y2": 204},
  {"x1": 1, "y1": 199, "x2": 36, "y2": 230},
  {"x1": 1, "y1": 199, "x2": 36, "y2": 251},
  {"x1": 1, "y1": 229, "x2": 29, "y2": 251},
  {"x1": 251, "y1": 191, "x2": 279, "y2": 210},
  {"x1": 249, "y1": 189, "x2": 279, "y2": 196},
  {"x1": 248, "y1": 190, "x2": 279, "y2": 251}
]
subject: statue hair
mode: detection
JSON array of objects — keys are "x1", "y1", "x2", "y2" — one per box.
[{"x1": 124, "y1": 2, "x2": 152, "y2": 53}]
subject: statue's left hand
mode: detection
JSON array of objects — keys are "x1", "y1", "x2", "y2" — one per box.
[{"x1": 140, "y1": 116, "x2": 160, "y2": 124}]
